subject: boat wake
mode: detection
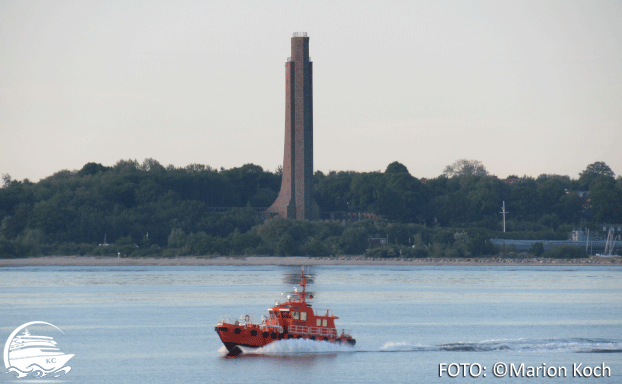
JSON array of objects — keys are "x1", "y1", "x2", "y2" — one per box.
[
  {"x1": 380, "y1": 338, "x2": 622, "y2": 354},
  {"x1": 225, "y1": 339, "x2": 357, "y2": 355},
  {"x1": 219, "y1": 338, "x2": 622, "y2": 356}
]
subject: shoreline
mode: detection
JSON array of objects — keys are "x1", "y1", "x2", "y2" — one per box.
[{"x1": 1, "y1": 255, "x2": 621, "y2": 267}]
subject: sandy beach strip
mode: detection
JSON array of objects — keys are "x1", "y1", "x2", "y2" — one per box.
[{"x1": 1, "y1": 255, "x2": 620, "y2": 267}]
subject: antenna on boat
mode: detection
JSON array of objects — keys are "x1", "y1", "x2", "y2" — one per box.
[{"x1": 297, "y1": 267, "x2": 313, "y2": 302}]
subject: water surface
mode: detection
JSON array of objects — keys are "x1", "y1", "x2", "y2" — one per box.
[{"x1": 1, "y1": 265, "x2": 620, "y2": 383}]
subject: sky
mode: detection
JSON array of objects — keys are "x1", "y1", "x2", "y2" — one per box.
[{"x1": 1, "y1": 0, "x2": 621, "y2": 182}]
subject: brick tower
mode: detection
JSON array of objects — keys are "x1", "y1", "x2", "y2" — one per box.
[{"x1": 266, "y1": 33, "x2": 320, "y2": 220}]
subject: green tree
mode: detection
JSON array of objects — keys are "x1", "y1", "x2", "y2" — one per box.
[
  {"x1": 303, "y1": 237, "x2": 328, "y2": 256},
  {"x1": 579, "y1": 161, "x2": 615, "y2": 188},
  {"x1": 115, "y1": 236, "x2": 136, "y2": 256},
  {"x1": 185, "y1": 231, "x2": 216, "y2": 254},
  {"x1": 372, "y1": 170, "x2": 429, "y2": 222},
  {"x1": 138, "y1": 158, "x2": 165, "y2": 173},
  {"x1": 168, "y1": 228, "x2": 186, "y2": 248},
  {"x1": 557, "y1": 192, "x2": 584, "y2": 222},
  {"x1": 543, "y1": 245, "x2": 586, "y2": 259},
  {"x1": 228, "y1": 229, "x2": 261, "y2": 254},
  {"x1": 77, "y1": 162, "x2": 109, "y2": 177},
  {"x1": 221, "y1": 163, "x2": 280, "y2": 206},
  {"x1": 338, "y1": 227, "x2": 368, "y2": 254},
  {"x1": 589, "y1": 177, "x2": 622, "y2": 223},
  {"x1": 508, "y1": 178, "x2": 539, "y2": 220},
  {"x1": 20, "y1": 228, "x2": 45, "y2": 255},
  {"x1": 467, "y1": 235, "x2": 495, "y2": 256},
  {"x1": 348, "y1": 172, "x2": 381, "y2": 211},
  {"x1": 443, "y1": 159, "x2": 489, "y2": 178},
  {"x1": 385, "y1": 161, "x2": 410, "y2": 174},
  {"x1": 537, "y1": 179, "x2": 565, "y2": 214},
  {"x1": 315, "y1": 171, "x2": 354, "y2": 211},
  {"x1": 2, "y1": 174, "x2": 13, "y2": 188},
  {"x1": 433, "y1": 191, "x2": 473, "y2": 226},
  {"x1": 0, "y1": 204, "x2": 30, "y2": 239},
  {"x1": 277, "y1": 233, "x2": 296, "y2": 256},
  {"x1": 0, "y1": 237, "x2": 19, "y2": 258},
  {"x1": 540, "y1": 213, "x2": 560, "y2": 230},
  {"x1": 529, "y1": 242, "x2": 544, "y2": 256},
  {"x1": 466, "y1": 177, "x2": 503, "y2": 223},
  {"x1": 249, "y1": 188, "x2": 277, "y2": 207}
]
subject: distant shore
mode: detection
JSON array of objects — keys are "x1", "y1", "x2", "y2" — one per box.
[{"x1": 1, "y1": 255, "x2": 621, "y2": 267}]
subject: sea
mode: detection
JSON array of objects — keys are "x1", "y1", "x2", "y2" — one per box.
[{"x1": 1, "y1": 264, "x2": 621, "y2": 383}]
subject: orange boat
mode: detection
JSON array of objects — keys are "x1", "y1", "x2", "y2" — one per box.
[{"x1": 215, "y1": 269, "x2": 356, "y2": 356}]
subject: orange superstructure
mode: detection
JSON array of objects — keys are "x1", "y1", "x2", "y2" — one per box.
[{"x1": 215, "y1": 269, "x2": 355, "y2": 356}]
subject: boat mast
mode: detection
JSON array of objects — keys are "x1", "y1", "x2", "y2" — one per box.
[
  {"x1": 299, "y1": 268, "x2": 306, "y2": 302},
  {"x1": 609, "y1": 229, "x2": 615, "y2": 255},
  {"x1": 298, "y1": 268, "x2": 313, "y2": 302}
]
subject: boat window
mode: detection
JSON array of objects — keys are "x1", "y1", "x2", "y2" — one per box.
[
  {"x1": 316, "y1": 319, "x2": 321, "y2": 327},
  {"x1": 322, "y1": 319, "x2": 327, "y2": 327},
  {"x1": 292, "y1": 311, "x2": 299, "y2": 320},
  {"x1": 300, "y1": 312, "x2": 307, "y2": 321}
]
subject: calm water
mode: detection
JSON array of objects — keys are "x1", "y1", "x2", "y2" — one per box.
[{"x1": 1, "y1": 265, "x2": 621, "y2": 383}]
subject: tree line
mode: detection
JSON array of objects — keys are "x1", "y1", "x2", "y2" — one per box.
[{"x1": 0, "y1": 158, "x2": 620, "y2": 258}]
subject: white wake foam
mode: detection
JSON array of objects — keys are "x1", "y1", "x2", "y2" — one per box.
[
  {"x1": 221, "y1": 338, "x2": 622, "y2": 356},
  {"x1": 239, "y1": 339, "x2": 357, "y2": 355},
  {"x1": 380, "y1": 342, "x2": 428, "y2": 352},
  {"x1": 218, "y1": 346, "x2": 230, "y2": 355}
]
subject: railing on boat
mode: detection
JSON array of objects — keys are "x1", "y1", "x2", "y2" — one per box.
[
  {"x1": 218, "y1": 314, "x2": 257, "y2": 326},
  {"x1": 218, "y1": 315, "x2": 283, "y2": 333},
  {"x1": 288, "y1": 325, "x2": 338, "y2": 337},
  {"x1": 218, "y1": 314, "x2": 350, "y2": 338},
  {"x1": 265, "y1": 325, "x2": 284, "y2": 333},
  {"x1": 313, "y1": 309, "x2": 334, "y2": 317}
]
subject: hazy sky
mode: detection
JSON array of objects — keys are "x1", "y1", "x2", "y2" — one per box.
[{"x1": 1, "y1": 0, "x2": 621, "y2": 182}]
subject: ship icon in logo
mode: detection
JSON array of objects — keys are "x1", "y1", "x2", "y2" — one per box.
[{"x1": 4, "y1": 321, "x2": 73, "y2": 378}]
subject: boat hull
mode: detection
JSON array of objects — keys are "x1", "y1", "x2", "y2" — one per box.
[{"x1": 215, "y1": 323, "x2": 355, "y2": 354}]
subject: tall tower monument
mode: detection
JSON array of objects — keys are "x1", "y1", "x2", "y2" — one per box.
[{"x1": 266, "y1": 32, "x2": 320, "y2": 220}]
